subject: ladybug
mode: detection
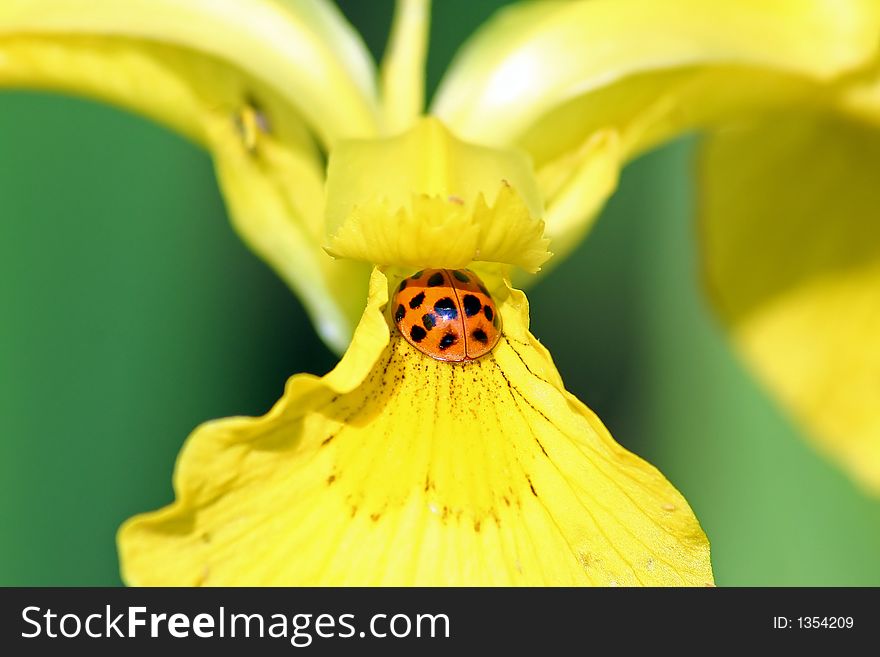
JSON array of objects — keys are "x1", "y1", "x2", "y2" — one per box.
[{"x1": 392, "y1": 268, "x2": 502, "y2": 362}]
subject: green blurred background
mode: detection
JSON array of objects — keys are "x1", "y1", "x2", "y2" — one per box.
[{"x1": 1, "y1": 0, "x2": 878, "y2": 586}]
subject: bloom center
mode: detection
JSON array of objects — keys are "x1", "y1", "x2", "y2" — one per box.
[{"x1": 323, "y1": 117, "x2": 551, "y2": 273}]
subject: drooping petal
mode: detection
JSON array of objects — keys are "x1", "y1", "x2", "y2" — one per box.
[
  {"x1": 324, "y1": 117, "x2": 551, "y2": 273},
  {"x1": 0, "y1": 0, "x2": 378, "y2": 144},
  {"x1": 211, "y1": 126, "x2": 372, "y2": 352},
  {"x1": 0, "y1": 0, "x2": 381, "y2": 352},
  {"x1": 434, "y1": 0, "x2": 880, "y2": 145},
  {"x1": 699, "y1": 107, "x2": 880, "y2": 492},
  {"x1": 119, "y1": 268, "x2": 713, "y2": 586},
  {"x1": 432, "y1": 0, "x2": 880, "y2": 279},
  {"x1": 380, "y1": 0, "x2": 431, "y2": 133}
]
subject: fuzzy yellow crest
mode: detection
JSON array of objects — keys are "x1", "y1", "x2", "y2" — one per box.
[{"x1": 324, "y1": 117, "x2": 551, "y2": 273}]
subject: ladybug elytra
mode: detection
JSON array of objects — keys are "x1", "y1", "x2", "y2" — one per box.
[{"x1": 392, "y1": 268, "x2": 501, "y2": 362}]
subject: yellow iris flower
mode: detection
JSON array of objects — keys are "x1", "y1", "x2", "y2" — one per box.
[{"x1": 2, "y1": 0, "x2": 878, "y2": 585}]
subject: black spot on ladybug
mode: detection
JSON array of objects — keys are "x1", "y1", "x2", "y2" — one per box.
[
  {"x1": 409, "y1": 291, "x2": 425, "y2": 309},
  {"x1": 410, "y1": 325, "x2": 427, "y2": 343},
  {"x1": 427, "y1": 272, "x2": 445, "y2": 287},
  {"x1": 472, "y1": 328, "x2": 489, "y2": 344},
  {"x1": 395, "y1": 304, "x2": 405, "y2": 323},
  {"x1": 434, "y1": 297, "x2": 458, "y2": 320},
  {"x1": 398, "y1": 279, "x2": 408, "y2": 291},
  {"x1": 463, "y1": 294, "x2": 481, "y2": 317},
  {"x1": 477, "y1": 283, "x2": 490, "y2": 295},
  {"x1": 422, "y1": 313, "x2": 437, "y2": 330},
  {"x1": 493, "y1": 313, "x2": 500, "y2": 329},
  {"x1": 484, "y1": 305, "x2": 494, "y2": 322},
  {"x1": 411, "y1": 270, "x2": 424, "y2": 279},
  {"x1": 452, "y1": 270, "x2": 470, "y2": 283},
  {"x1": 439, "y1": 332, "x2": 458, "y2": 350}
]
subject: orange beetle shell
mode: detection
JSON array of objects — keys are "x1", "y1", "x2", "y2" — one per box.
[{"x1": 392, "y1": 268, "x2": 502, "y2": 362}]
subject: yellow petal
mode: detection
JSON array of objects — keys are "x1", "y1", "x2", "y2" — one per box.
[
  {"x1": 0, "y1": 0, "x2": 381, "y2": 351},
  {"x1": 0, "y1": 0, "x2": 379, "y2": 144},
  {"x1": 699, "y1": 109, "x2": 880, "y2": 492},
  {"x1": 325, "y1": 117, "x2": 551, "y2": 273},
  {"x1": 433, "y1": 0, "x2": 880, "y2": 277},
  {"x1": 212, "y1": 125, "x2": 372, "y2": 352},
  {"x1": 515, "y1": 128, "x2": 621, "y2": 287},
  {"x1": 119, "y1": 268, "x2": 713, "y2": 586},
  {"x1": 434, "y1": 0, "x2": 880, "y2": 145},
  {"x1": 380, "y1": 0, "x2": 430, "y2": 133}
]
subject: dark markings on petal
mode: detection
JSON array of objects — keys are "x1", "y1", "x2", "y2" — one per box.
[
  {"x1": 394, "y1": 304, "x2": 406, "y2": 323},
  {"x1": 439, "y1": 332, "x2": 458, "y2": 350},
  {"x1": 452, "y1": 270, "x2": 470, "y2": 283},
  {"x1": 506, "y1": 341, "x2": 555, "y2": 388},
  {"x1": 337, "y1": 354, "x2": 380, "y2": 416},
  {"x1": 483, "y1": 305, "x2": 494, "y2": 322},
  {"x1": 479, "y1": 365, "x2": 538, "y2": 512},
  {"x1": 327, "y1": 475, "x2": 336, "y2": 485},
  {"x1": 448, "y1": 363, "x2": 457, "y2": 407},
  {"x1": 427, "y1": 272, "x2": 445, "y2": 287},
  {"x1": 535, "y1": 435, "x2": 549, "y2": 458},
  {"x1": 422, "y1": 313, "x2": 437, "y2": 330},
  {"x1": 463, "y1": 294, "x2": 482, "y2": 317},
  {"x1": 434, "y1": 297, "x2": 458, "y2": 320},
  {"x1": 409, "y1": 291, "x2": 425, "y2": 309},
  {"x1": 410, "y1": 325, "x2": 427, "y2": 343},
  {"x1": 472, "y1": 328, "x2": 489, "y2": 345},
  {"x1": 474, "y1": 519, "x2": 481, "y2": 532},
  {"x1": 370, "y1": 513, "x2": 381, "y2": 522},
  {"x1": 496, "y1": 359, "x2": 554, "y2": 460},
  {"x1": 498, "y1": 360, "x2": 551, "y2": 424},
  {"x1": 331, "y1": 351, "x2": 397, "y2": 435}
]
